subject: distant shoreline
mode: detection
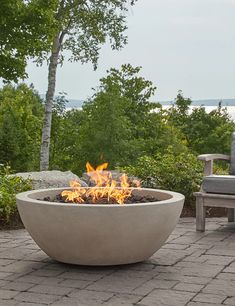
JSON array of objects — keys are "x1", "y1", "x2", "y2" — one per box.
[
  {"x1": 161, "y1": 105, "x2": 235, "y2": 121},
  {"x1": 66, "y1": 104, "x2": 235, "y2": 121},
  {"x1": 66, "y1": 98, "x2": 235, "y2": 108},
  {"x1": 159, "y1": 99, "x2": 235, "y2": 107},
  {"x1": 65, "y1": 98, "x2": 235, "y2": 121}
]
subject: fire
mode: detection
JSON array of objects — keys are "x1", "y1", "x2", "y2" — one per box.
[{"x1": 61, "y1": 162, "x2": 140, "y2": 205}]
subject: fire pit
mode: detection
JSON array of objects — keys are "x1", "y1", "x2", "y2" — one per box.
[{"x1": 16, "y1": 163, "x2": 184, "y2": 265}]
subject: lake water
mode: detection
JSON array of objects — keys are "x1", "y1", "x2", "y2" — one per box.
[
  {"x1": 161, "y1": 106, "x2": 235, "y2": 121},
  {"x1": 67, "y1": 105, "x2": 235, "y2": 121}
]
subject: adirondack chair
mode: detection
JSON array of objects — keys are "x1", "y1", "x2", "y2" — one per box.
[{"x1": 194, "y1": 132, "x2": 235, "y2": 231}]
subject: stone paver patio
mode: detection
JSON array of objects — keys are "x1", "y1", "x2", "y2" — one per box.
[{"x1": 0, "y1": 218, "x2": 235, "y2": 306}]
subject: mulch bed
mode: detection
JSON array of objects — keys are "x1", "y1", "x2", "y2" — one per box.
[
  {"x1": 181, "y1": 206, "x2": 227, "y2": 218},
  {"x1": 0, "y1": 212, "x2": 24, "y2": 230}
]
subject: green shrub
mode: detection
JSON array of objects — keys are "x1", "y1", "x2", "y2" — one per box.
[
  {"x1": 0, "y1": 84, "x2": 43, "y2": 171},
  {"x1": 0, "y1": 165, "x2": 32, "y2": 222},
  {"x1": 167, "y1": 91, "x2": 235, "y2": 155},
  {"x1": 123, "y1": 147, "x2": 203, "y2": 206}
]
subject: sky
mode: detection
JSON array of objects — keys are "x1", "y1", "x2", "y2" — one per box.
[{"x1": 24, "y1": 0, "x2": 235, "y2": 101}]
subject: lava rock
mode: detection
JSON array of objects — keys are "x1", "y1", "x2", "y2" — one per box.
[{"x1": 44, "y1": 192, "x2": 159, "y2": 204}]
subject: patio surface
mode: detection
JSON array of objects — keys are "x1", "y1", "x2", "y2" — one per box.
[{"x1": 0, "y1": 218, "x2": 235, "y2": 306}]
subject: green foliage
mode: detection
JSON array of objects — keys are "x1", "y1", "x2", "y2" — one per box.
[
  {"x1": 97, "y1": 65, "x2": 188, "y2": 158},
  {"x1": 0, "y1": 0, "x2": 56, "y2": 81},
  {"x1": 1, "y1": 65, "x2": 235, "y2": 213},
  {"x1": 78, "y1": 89, "x2": 132, "y2": 170},
  {"x1": 0, "y1": 84, "x2": 44, "y2": 171},
  {"x1": 1, "y1": 0, "x2": 135, "y2": 81},
  {"x1": 42, "y1": 1, "x2": 138, "y2": 68},
  {"x1": 50, "y1": 94, "x2": 85, "y2": 171},
  {"x1": 168, "y1": 90, "x2": 191, "y2": 130},
  {"x1": 98, "y1": 64, "x2": 157, "y2": 131},
  {"x1": 54, "y1": 64, "x2": 185, "y2": 174},
  {"x1": 99, "y1": 64, "x2": 156, "y2": 106},
  {"x1": 168, "y1": 91, "x2": 235, "y2": 155},
  {"x1": 28, "y1": 1, "x2": 138, "y2": 170},
  {"x1": 0, "y1": 165, "x2": 31, "y2": 221},
  {"x1": 185, "y1": 105, "x2": 234, "y2": 154},
  {"x1": 49, "y1": 65, "x2": 234, "y2": 184},
  {"x1": 124, "y1": 148, "x2": 203, "y2": 205}
]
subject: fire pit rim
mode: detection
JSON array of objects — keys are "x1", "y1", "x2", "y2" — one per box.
[{"x1": 16, "y1": 187, "x2": 185, "y2": 207}]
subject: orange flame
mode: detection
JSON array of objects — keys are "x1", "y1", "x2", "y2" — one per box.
[{"x1": 61, "y1": 162, "x2": 140, "y2": 205}]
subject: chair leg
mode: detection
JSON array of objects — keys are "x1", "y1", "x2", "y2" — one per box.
[
  {"x1": 196, "y1": 197, "x2": 206, "y2": 231},
  {"x1": 228, "y1": 208, "x2": 235, "y2": 222}
]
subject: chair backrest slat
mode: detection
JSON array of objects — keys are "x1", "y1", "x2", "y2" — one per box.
[{"x1": 230, "y1": 132, "x2": 235, "y2": 174}]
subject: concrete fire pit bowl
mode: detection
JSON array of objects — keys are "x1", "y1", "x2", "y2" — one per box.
[{"x1": 16, "y1": 188, "x2": 184, "y2": 266}]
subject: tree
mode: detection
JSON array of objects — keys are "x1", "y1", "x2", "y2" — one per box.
[
  {"x1": 67, "y1": 64, "x2": 186, "y2": 173},
  {"x1": 78, "y1": 89, "x2": 132, "y2": 170},
  {"x1": 168, "y1": 90, "x2": 191, "y2": 131},
  {"x1": 1, "y1": 1, "x2": 136, "y2": 169},
  {"x1": 74, "y1": 64, "x2": 157, "y2": 170},
  {"x1": 185, "y1": 104, "x2": 235, "y2": 154},
  {"x1": 37, "y1": 0, "x2": 137, "y2": 170},
  {"x1": 0, "y1": 84, "x2": 43, "y2": 171},
  {"x1": 98, "y1": 64, "x2": 156, "y2": 126},
  {"x1": 0, "y1": 0, "x2": 55, "y2": 82},
  {"x1": 167, "y1": 91, "x2": 235, "y2": 154},
  {"x1": 95, "y1": 64, "x2": 187, "y2": 158}
]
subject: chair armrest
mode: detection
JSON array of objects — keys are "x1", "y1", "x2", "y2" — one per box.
[
  {"x1": 198, "y1": 154, "x2": 230, "y2": 162},
  {"x1": 198, "y1": 154, "x2": 230, "y2": 176}
]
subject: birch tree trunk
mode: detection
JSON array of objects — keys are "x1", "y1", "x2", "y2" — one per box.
[{"x1": 40, "y1": 34, "x2": 61, "y2": 170}]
